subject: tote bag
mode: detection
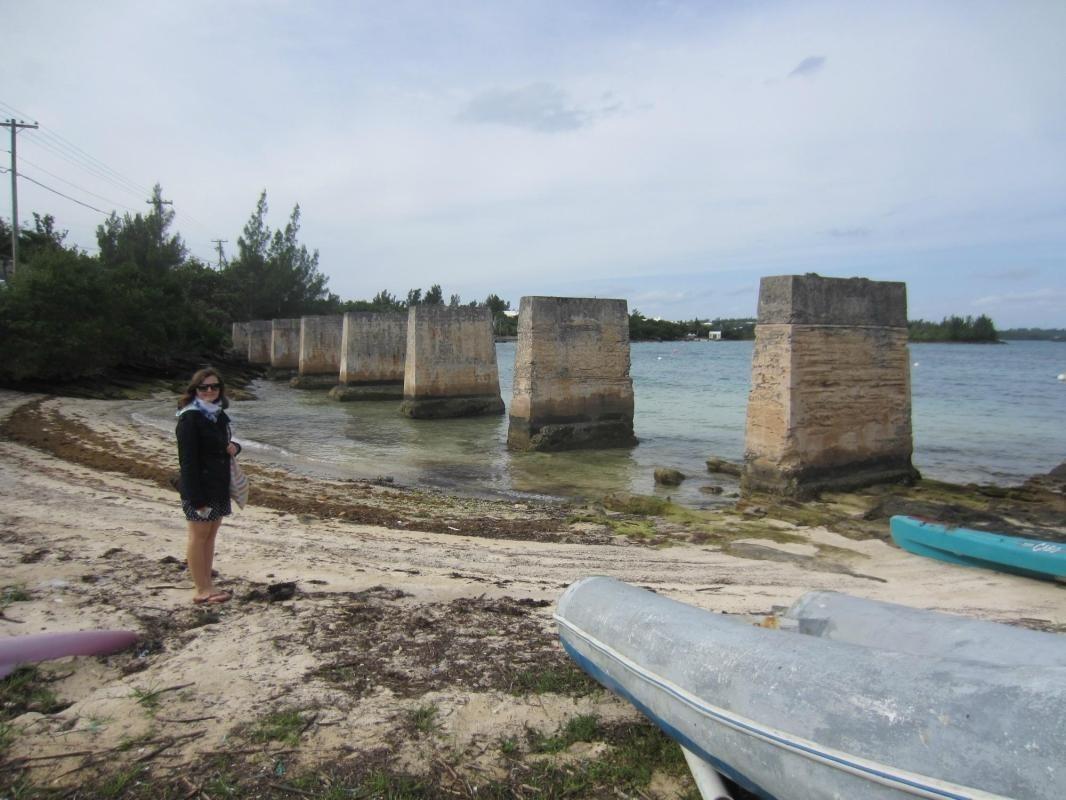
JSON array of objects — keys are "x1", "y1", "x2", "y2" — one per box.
[{"x1": 229, "y1": 458, "x2": 249, "y2": 509}]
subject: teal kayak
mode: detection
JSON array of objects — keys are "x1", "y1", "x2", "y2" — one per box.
[{"x1": 890, "y1": 515, "x2": 1066, "y2": 581}]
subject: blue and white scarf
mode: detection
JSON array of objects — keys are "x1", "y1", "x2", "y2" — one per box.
[{"x1": 177, "y1": 397, "x2": 222, "y2": 423}]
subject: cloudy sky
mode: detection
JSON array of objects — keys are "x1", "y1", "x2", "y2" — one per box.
[{"x1": 3, "y1": 0, "x2": 1065, "y2": 326}]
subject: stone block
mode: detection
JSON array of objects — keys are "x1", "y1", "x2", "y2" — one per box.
[
  {"x1": 298, "y1": 315, "x2": 344, "y2": 377},
  {"x1": 757, "y1": 273, "x2": 907, "y2": 327},
  {"x1": 400, "y1": 306, "x2": 504, "y2": 418},
  {"x1": 507, "y1": 296, "x2": 635, "y2": 451},
  {"x1": 336, "y1": 312, "x2": 407, "y2": 399},
  {"x1": 742, "y1": 274, "x2": 918, "y2": 497},
  {"x1": 246, "y1": 320, "x2": 273, "y2": 365},
  {"x1": 271, "y1": 318, "x2": 301, "y2": 370},
  {"x1": 231, "y1": 322, "x2": 250, "y2": 358}
]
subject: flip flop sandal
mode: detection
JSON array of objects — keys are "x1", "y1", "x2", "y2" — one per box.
[{"x1": 193, "y1": 591, "x2": 231, "y2": 605}]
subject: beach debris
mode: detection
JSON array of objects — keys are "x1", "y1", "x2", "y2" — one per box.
[
  {"x1": 267, "y1": 582, "x2": 297, "y2": 602},
  {"x1": 244, "y1": 581, "x2": 298, "y2": 603}
]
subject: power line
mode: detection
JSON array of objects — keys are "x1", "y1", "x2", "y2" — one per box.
[
  {"x1": 0, "y1": 100, "x2": 151, "y2": 199},
  {"x1": 0, "y1": 100, "x2": 33, "y2": 120},
  {"x1": 14, "y1": 154, "x2": 138, "y2": 213},
  {"x1": 1, "y1": 102, "x2": 221, "y2": 265},
  {"x1": 26, "y1": 135, "x2": 148, "y2": 201},
  {"x1": 16, "y1": 170, "x2": 110, "y2": 214}
]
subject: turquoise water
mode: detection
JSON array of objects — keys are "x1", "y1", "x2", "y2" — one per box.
[{"x1": 133, "y1": 340, "x2": 1065, "y2": 508}]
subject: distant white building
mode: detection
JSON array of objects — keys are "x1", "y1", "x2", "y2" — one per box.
[{"x1": 708, "y1": 330, "x2": 722, "y2": 340}]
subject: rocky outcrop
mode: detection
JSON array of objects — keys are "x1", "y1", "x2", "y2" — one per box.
[{"x1": 654, "y1": 468, "x2": 686, "y2": 486}]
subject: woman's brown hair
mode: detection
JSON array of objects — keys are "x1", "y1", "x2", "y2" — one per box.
[{"x1": 178, "y1": 367, "x2": 229, "y2": 409}]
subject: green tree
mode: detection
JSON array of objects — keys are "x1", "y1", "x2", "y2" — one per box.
[
  {"x1": 222, "y1": 191, "x2": 330, "y2": 320},
  {"x1": 972, "y1": 314, "x2": 997, "y2": 341},
  {"x1": 628, "y1": 310, "x2": 687, "y2": 340},
  {"x1": 423, "y1": 284, "x2": 444, "y2": 305},
  {"x1": 908, "y1": 315, "x2": 999, "y2": 343},
  {"x1": 484, "y1": 293, "x2": 513, "y2": 334},
  {"x1": 97, "y1": 184, "x2": 186, "y2": 274},
  {"x1": 0, "y1": 247, "x2": 117, "y2": 379},
  {"x1": 485, "y1": 294, "x2": 510, "y2": 316}
]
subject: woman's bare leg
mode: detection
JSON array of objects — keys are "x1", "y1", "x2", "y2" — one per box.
[
  {"x1": 186, "y1": 519, "x2": 216, "y2": 599},
  {"x1": 204, "y1": 519, "x2": 222, "y2": 584}
]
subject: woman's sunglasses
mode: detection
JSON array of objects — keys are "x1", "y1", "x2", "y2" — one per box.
[{"x1": 196, "y1": 383, "x2": 222, "y2": 392}]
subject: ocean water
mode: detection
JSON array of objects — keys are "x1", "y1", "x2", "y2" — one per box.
[{"x1": 132, "y1": 340, "x2": 1065, "y2": 508}]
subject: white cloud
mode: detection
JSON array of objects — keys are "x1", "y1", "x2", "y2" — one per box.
[{"x1": 457, "y1": 83, "x2": 622, "y2": 132}]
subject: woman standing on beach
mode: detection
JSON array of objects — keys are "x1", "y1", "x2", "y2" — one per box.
[{"x1": 176, "y1": 367, "x2": 240, "y2": 604}]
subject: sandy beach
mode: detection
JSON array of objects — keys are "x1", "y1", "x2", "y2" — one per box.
[{"x1": 1, "y1": 389, "x2": 1063, "y2": 798}]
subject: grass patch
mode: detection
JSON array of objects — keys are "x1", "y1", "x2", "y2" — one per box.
[
  {"x1": 0, "y1": 722, "x2": 709, "y2": 799},
  {"x1": 0, "y1": 720, "x2": 15, "y2": 755},
  {"x1": 608, "y1": 519, "x2": 658, "y2": 540},
  {"x1": 516, "y1": 718, "x2": 695, "y2": 797},
  {"x1": 97, "y1": 764, "x2": 148, "y2": 798},
  {"x1": 247, "y1": 709, "x2": 310, "y2": 746},
  {"x1": 129, "y1": 685, "x2": 167, "y2": 715},
  {"x1": 353, "y1": 770, "x2": 431, "y2": 798},
  {"x1": 527, "y1": 713, "x2": 601, "y2": 754},
  {"x1": 509, "y1": 663, "x2": 598, "y2": 696},
  {"x1": 0, "y1": 666, "x2": 66, "y2": 720},
  {"x1": 1, "y1": 585, "x2": 31, "y2": 605},
  {"x1": 405, "y1": 703, "x2": 441, "y2": 737},
  {"x1": 603, "y1": 493, "x2": 671, "y2": 516}
]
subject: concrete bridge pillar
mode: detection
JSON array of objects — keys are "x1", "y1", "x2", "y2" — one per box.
[
  {"x1": 329, "y1": 311, "x2": 408, "y2": 401},
  {"x1": 270, "y1": 319, "x2": 300, "y2": 373},
  {"x1": 230, "y1": 322, "x2": 250, "y2": 359},
  {"x1": 400, "y1": 305, "x2": 504, "y2": 418},
  {"x1": 742, "y1": 274, "x2": 919, "y2": 497},
  {"x1": 507, "y1": 296, "x2": 636, "y2": 451},
  {"x1": 292, "y1": 315, "x2": 344, "y2": 388},
  {"x1": 246, "y1": 320, "x2": 273, "y2": 365}
]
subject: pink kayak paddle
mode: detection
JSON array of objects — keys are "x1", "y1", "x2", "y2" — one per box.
[{"x1": 0, "y1": 630, "x2": 139, "y2": 678}]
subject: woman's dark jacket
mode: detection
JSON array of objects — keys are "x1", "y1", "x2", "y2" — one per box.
[{"x1": 176, "y1": 407, "x2": 231, "y2": 508}]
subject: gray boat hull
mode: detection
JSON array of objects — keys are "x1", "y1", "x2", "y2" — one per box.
[
  {"x1": 785, "y1": 590, "x2": 1066, "y2": 668},
  {"x1": 556, "y1": 576, "x2": 1066, "y2": 800}
]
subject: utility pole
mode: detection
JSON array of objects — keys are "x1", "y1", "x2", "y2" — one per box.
[
  {"x1": 211, "y1": 239, "x2": 228, "y2": 269},
  {"x1": 146, "y1": 196, "x2": 173, "y2": 213},
  {"x1": 3, "y1": 117, "x2": 40, "y2": 274}
]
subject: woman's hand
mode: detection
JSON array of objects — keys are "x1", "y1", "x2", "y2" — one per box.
[{"x1": 227, "y1": 442, "x2": 239, "y2": 457}]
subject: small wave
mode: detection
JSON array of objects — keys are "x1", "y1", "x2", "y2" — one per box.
[
  {"x1": 234, "y1": 439, "x2": 296, "y2": 459},
  {"x1": 131, "y1": 412, "x2": 171, "y2": 433}
]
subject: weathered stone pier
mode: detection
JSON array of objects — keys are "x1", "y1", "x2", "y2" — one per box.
[
  {"x1": 508, "y1": 296, "x2": 636, "y2": 451},
  {"x1": 230, "y1": 322, "x2": 250, "y2": 359},
  {"x1": 329, "y1": 312, "x2": 408, "y2": 401},
  {"x1": 741, "y1": 274, "x2": 919, "y2": 497},
  {"x1": 246, "y1": 320, "x2": 273, "y2": 365},
  {"x1": 270, "y1": 318, "x2": 301, "y2": 374},
  {"x1": 400, "y1": 306, "x2": 504, "y2": 418},
  {"x1": 292, "y1": 315, "x2": 344, "y2": 389}
]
